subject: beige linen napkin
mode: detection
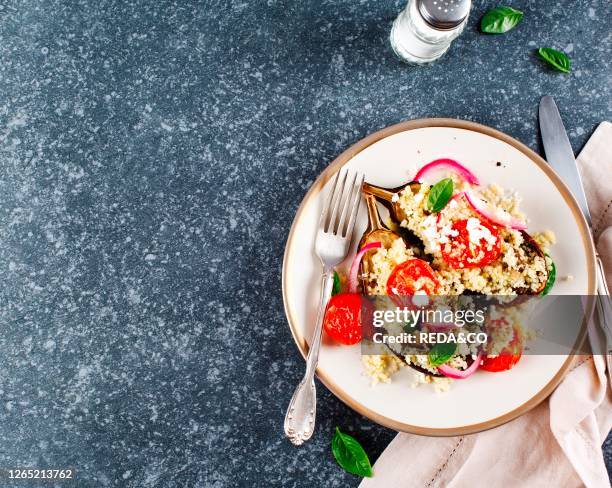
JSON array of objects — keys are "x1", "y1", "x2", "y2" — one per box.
[{"x1": 360, "y1": 122, "x2": 612, "y2": 488}]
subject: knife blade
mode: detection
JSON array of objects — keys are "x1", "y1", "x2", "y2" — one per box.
[
  {"x1": 538, "y1": 95, "x2": 592, "y2": 228},
  {"x1": 538, "y1": 95, "x2": 612, "y2": 385}
]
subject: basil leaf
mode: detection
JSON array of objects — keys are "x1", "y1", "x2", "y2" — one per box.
[
  {"x1": 428, "y1": 343, "x2": 456, "y2": 366},
  {"x1": 541, "y1": 255, "x2": 556, "y2": 296},
  {"x1": 538, "y1": 48, "x2": 571, "y2": 73},
  {"x1": 331, "y1": 427, "x2": 373, "y2": 478},
  {"x1": 426, "y1": 178, "x2": 454, "y2": 213},
  {"x1": 481, "y1": 6, "x2": 523, "y2": 34},
  {"x1": 332, "y1": 271, "x2": 342, "y2": 296}
]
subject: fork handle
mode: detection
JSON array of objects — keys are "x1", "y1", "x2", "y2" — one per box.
[
  {"x1": 284, "y1": 268, "x2": 334, "y2": 446},
  {"x1": 305, "y1": 269, "x2": 334, "y2": 376}
]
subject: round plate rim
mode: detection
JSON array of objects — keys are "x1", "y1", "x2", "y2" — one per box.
[{"x1": 281, "y1": 117, "x2": 597, "y2": 436}]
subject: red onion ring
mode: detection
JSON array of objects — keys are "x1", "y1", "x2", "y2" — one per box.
[
  {"x1": 437, "y1": 352, "x2": 484, "y2": 379},
  {"x1": 348, "y1": 241, "x2": 381, "y2": 294},
  {"x1": 414, "y1": 158, "x2": 480, "y2": 185},
  {"x1": 464, "y1": 190, "x2": 527, "y2": 230}
]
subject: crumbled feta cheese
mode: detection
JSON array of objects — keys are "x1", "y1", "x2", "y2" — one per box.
[
  {"x1": 421, "y1": 215, "x2": 440, "y2": 253},
  {"x1": 439, "y1": 223, "x2": 459, "y2": 245},
  {"x1": 466, "y1": 218, "x2": 496, "y2": 249}
]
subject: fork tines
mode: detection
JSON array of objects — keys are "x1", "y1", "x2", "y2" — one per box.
[{"x1": 321, "y1": 168, "x2": 365, "y2": 237}]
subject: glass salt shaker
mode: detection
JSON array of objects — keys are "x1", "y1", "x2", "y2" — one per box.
[{"x1": 390, "y1": 0, "x2": 471, "y2": 64}]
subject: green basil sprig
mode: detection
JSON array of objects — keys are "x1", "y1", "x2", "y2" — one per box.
[
  {"x1": 538, "y1": 48, "x2": 571, "y2": 73},
  {"x1": 428, "y1": 343, "x2": 457, "y2": 366},
  {"x1": 332, "y1": 271, "x2": 342, "y2": 296},
  {"x1": 331, "y1": 427, "x2": 373, "y2": 478},
  {"x1": 481, "y1": 6, "x2": 524, "y2": 34},
  {"x1": 541, "y1": 254, "x2": 556, "y2": 296},
  {"x1": 426, "y1": 178, "x2": 454, "y2": 213}
]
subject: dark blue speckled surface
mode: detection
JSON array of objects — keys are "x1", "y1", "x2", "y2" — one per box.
[{"x1": 0, "y1": 0, "x2": 610, "y2": 486}]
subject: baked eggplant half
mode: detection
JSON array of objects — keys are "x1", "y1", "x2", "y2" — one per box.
[{"x1": 362, "y1": 181, "x2": 550, "y2": 296}]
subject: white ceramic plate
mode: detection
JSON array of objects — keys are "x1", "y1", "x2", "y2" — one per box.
[{"x1": 282, "y1": 119, "x2": 596, "y2": 435}]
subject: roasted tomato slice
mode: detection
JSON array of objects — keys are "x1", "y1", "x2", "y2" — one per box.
[
  {"x1": 386, "y1": 259, "x2": 439, "y2": 296},
  {"x1": 323, "y1": 292, "x2": 370, "y2": 345},
  {"x1": 481, "y1": 325, "x2": 523, "y2": 372},
  {"x1": 441, "y1": 218, "x2": 502, "y2": 269}
]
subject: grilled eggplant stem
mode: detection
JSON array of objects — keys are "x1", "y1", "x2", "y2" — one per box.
[
  {"x1": 359, "y1": 194, "x2": 411, "y2": 295},
  {"x1": 362, "y1": 181, "x2": 420, "y2": 223}
]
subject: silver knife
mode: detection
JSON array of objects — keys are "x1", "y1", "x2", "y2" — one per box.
[{"x1": 539, "y1": 95, "x2": 612, "y2": 387}]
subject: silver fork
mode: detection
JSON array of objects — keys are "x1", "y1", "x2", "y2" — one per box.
[{"x1": 284, "y1": 168, "x2": 364, "y2": 446}]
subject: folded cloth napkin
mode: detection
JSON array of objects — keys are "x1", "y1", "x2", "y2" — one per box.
[{"x1": 360, "y1": 122, "x2": 612, "y2": 488}]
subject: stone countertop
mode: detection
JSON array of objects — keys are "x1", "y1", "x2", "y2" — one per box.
[{"x1": 0, "y1": 0, "x2": 609, "y2": 486}]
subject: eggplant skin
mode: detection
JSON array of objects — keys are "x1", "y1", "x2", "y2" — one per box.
[
  {"x1": 510, "y1": 231, "x2": 549, "y2": 296},
  {"x1": 358, "y1": 229, "x2": 401, "y2": 295}
]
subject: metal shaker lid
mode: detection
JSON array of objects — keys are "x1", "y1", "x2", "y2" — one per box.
[{"x1": 418, "y1": 0, "x2": 471, "y2": 30}]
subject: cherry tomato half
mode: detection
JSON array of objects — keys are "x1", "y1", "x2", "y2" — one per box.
[
  {"x1": 441, "y1": 218, "x2": 501, "y2": 269},
  {"x1": 386, "y1": 259, "x2": 439, "y2": 296},
  {"x1": 323, "y1": 293, "x2": 371, "y2": 345},
  {"x1": 481, "y1": 325, "x2": 523, "y2": 372}
]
